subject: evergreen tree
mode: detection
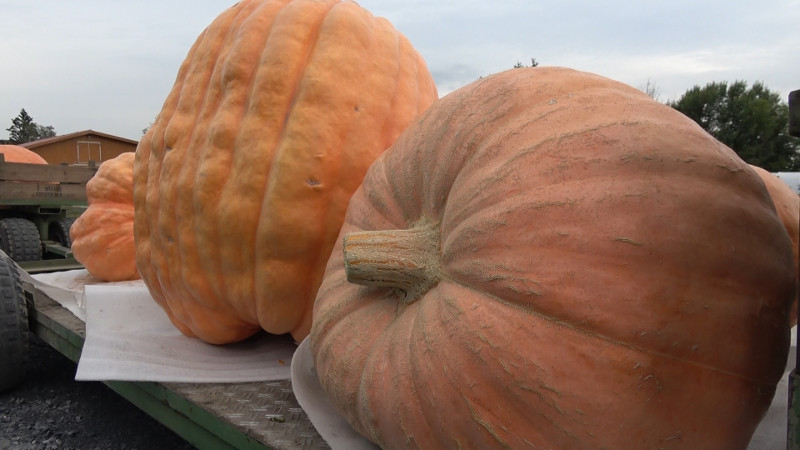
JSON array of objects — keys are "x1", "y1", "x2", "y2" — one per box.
[{"x1": 6, "y1": 109, "x2": 56, "y2": 144}]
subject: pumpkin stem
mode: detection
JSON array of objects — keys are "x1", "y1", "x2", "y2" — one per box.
[{"x1": 343, "y1": 216, "x2": 441, "y2": 303}]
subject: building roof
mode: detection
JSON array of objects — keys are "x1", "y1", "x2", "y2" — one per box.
[{"x1": 20, "y1": 129, "x2": 138, "y2": 149}]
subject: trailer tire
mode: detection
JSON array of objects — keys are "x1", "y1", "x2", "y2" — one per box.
[
  {"x1": 0, "y1": 250, "x2": 29, "y2": 392},
  {"x1": 0, "y1": 218, "x2": 42, "y2": 262},
  {"x1": 50, "y1": 217, "x2": 75, "y2": 248}
]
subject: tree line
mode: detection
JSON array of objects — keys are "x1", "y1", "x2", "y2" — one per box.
[
  {"x1": 6, "y1": 74, "x2": 799, "y2": 171},
  {"x1": 668, "y1": 81, "x2": 798, "y2": 171}
]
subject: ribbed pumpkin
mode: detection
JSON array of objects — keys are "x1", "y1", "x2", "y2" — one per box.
[
  {"x1": 133, "y1": 0, "x2": 438, "y2": 344},
  {"x1": 750, "y1": 165, "x2": 799, "y2": 322},
  {"x1": 309, "y1": 67, "x2": 796, "y2": 449},
  {"x1": 0, "y1": 144, "x2": 48, "y2": 164},
  {"x1": 71, "y1": 152, "x2": 139, "y2": 281}
]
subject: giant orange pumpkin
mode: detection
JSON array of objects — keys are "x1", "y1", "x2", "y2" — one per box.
[
  {"x1": 309, "y1": 67, "x2": 796, "y2": 449},
  {"x1": 71, "y1": 152, "x2": 139, "y2": 281},
  {"x1": 0, "y1": 144, "x2": 47, "y2": 165},
  {"x1": 134, "y1": 0, "x2": 437, "y2": 344}
]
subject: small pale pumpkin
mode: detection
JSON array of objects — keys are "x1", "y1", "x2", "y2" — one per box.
[
  {"x1": 134, "y1": 0, "x2": 437, "y2": 344},
  {"x1": 71, "y1": 152, "x2": 138, "y2": 281},
  {"x1": 309, "y1": 67, "x2": 796, "y2": 449}
]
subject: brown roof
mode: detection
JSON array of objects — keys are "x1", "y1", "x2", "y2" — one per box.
[{"x1": 21, "y1": 129, "x2": 138, "y2": 149}]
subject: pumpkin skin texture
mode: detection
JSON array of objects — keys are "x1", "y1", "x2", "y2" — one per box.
[
  {"x1": 309, "y1": 67, "x2": 796, "y2": 449},
  {"x1": 0, "y1": 144, "x2": 48, "y2": 164},
  {"x1": 750, "y1": 165, "x2": 799, "y2": 323},
  {"x1": 133, "y1": 0, "x2": 438, "y2": 344},
  {"x1": 71, "y1": 152, "x2": 139, "y2": 282}
]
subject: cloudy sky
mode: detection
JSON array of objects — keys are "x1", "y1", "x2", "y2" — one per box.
[{"x1": 1, "y1": 0, "x2": 798, "y2": 142}]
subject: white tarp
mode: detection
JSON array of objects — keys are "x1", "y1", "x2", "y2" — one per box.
[{"x1": 24, "y1": 269, "x2": 296, "y2": 383}]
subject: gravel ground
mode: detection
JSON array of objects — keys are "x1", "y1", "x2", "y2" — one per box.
[{"x1": 0, "y1": 334, "x2": 196, "y2": 450}]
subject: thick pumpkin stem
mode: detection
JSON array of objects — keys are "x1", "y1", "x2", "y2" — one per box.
[{"x1": 343, "y1": 217, "x2": 441, "y2": 303}]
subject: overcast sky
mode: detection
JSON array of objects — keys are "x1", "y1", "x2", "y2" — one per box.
[{"x1": 1, "y1": 0, "x2": 798, "y2": 142}]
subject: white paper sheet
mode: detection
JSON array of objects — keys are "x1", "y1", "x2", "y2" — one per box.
[
  {"x1": 24, "y1": 268, "x2": 97, "y2": 321},
  {"x1": 24, "y1": 268, "x2": 296, "y2": 383},
  {"x1": 291, "y1": 337, "x2": 378, "y2": 450},
  {"x1": 75, "y1": 283, "x2": 296, "y2": 382}
]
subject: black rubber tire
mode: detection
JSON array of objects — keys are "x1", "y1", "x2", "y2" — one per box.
[
  {"x1": 0, "y1": 218, "x2": 42, "y2": 262},
  {"x1": 49, "y1": 217, "x2": 75, "y2": 248},
  {"x1": 0, "y1": 250, "x2": 29, "y2": 392}
]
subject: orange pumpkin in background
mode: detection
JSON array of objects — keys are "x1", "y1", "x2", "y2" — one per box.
[
  {"x1": 309, "y1": 67, "x2": 796, "y2": 449},
  {"x1": 0, "y1": 144, "x2": 48, "y2": 165},
  {"x1": 133, "y1": 0, "x2": 438, "y2": 344},
  {"x1": 750, "y1": 165, "x2": 800, "y2": 323},
  {"x1": 71, "y1": 152, "x2": 139, "y2": 281}
]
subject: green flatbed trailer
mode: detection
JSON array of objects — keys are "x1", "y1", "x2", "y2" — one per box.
[
  {"x1": 20, "y1": 276, "x2": 328, "y2": 449},
  {"x1": 0, "y1": 155, "x2": 96, "y2": 273}
]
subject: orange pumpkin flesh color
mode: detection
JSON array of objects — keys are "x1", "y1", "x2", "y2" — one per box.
[
  {"x1": 71, "y1": 152, "x2": 139, "y2": 282},
  {"x1": 0, "y1": 144, "x2": 48, "y2": 164},
  {"x1": 750, "y1": 165, "x2": 800, "y2": 323},
  {"x1": 134, "y1": 0, "x2": 437, "y2": 344},
  {"x1": 309, "y1": 67, "x2": 796, "y2": 449}
]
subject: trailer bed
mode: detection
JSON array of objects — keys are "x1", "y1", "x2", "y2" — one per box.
[{"x1": 21, "y1": 279, "x2": 329, "y2": 450}]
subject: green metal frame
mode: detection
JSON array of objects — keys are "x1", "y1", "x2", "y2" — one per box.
[
  {"x1": 26, "y1": 292, "x2": 84, "y2": 362},
  {"x1": 24, "y1": 289, "x2": 274, "y2": 450},
  {"x1": 18, "y1": 243, "x2": 84, "y2": 274},
  {"x1": 105, "y1": 382, "x2": 264, "y2": 450}
]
